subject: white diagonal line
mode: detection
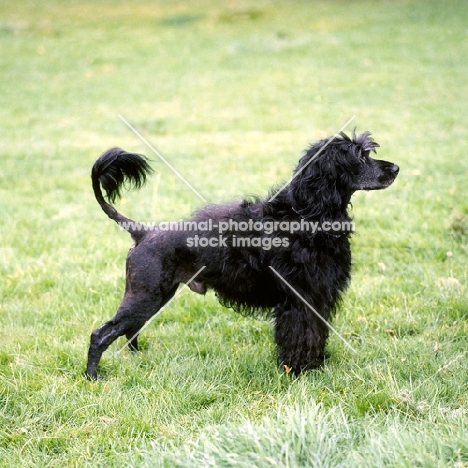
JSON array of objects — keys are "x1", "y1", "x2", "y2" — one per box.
[
  {"x1": 116, "y1": 266, "x2": 206, "y2": 354},
  {"x1": 119, "y1": 114, "x2": 207, "y2": 202},
  {"x1": 268, "y1": 266, "x2": 356, "y2": 353},
  {"x1": 268, "y1": 115, "x2": 356, "y2": 202},
  {"x1": 411, "y1": 352, "x2": 466, "y2": 393}
]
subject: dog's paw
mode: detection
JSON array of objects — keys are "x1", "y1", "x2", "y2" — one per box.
[{"x1": 84, "y1": 370, "x2": 100, "y2": 381}]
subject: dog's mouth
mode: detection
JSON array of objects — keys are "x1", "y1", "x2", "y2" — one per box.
[
  {"x1": 362, "y1": 163, "x2": 399, "y2": 191},
  {"x1": 364, "y1": 177, "x2": 397, "y2": 191}
]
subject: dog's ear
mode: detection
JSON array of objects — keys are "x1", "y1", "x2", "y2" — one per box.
[{"x1": 288, "y1": 144, "x2": 343, "y2": 220}]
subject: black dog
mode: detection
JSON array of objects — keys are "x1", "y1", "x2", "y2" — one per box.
[{"x1": 86, "y1": 131, "x2": 398, "y2": 379}]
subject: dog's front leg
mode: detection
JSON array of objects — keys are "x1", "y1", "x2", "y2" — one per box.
[{"x1": 273, "y1": 300, "x2": 330, "y2": 376}]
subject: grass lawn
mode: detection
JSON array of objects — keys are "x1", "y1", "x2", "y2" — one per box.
[{"x1": 1, "y1": 0, "x2": 468, "y2": 466}]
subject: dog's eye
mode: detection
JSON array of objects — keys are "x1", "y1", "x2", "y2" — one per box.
[{"x1": 361, "y1": 150, "x2": 369, "y2": 160}]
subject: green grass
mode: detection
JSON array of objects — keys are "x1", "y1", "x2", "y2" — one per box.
[{"x1": 1, "y1": 0, "x2": 468, "y2": 466}]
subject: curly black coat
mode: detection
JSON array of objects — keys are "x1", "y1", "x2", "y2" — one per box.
[{"x1": 85, "y1": 131, "x2": 399, "y2": 379}]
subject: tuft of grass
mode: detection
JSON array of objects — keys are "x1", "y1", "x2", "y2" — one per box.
[
  {"x1": 450, "y1": 208, "x2": 468, "y2": 237},
  {"x1": 149, "y1": 398, "x2": 468, "y2": 467}
]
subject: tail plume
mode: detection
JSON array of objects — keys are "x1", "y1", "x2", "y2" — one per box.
[{"x1": 91, "y1": 148, "x2": 154, "y2": 239}]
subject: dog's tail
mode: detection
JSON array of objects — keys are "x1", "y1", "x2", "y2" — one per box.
[{"x1": 91, "y1": 147, "x2": 154, "y2": 241}]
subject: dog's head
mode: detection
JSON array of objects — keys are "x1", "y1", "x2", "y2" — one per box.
[{"x1": 288, "y1": 131, "x2": 399, "y2": 220}]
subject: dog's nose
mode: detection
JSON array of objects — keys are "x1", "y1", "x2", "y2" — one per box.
[{"x1": 391, "y1": 164, "x2": 399, "y2": 174}]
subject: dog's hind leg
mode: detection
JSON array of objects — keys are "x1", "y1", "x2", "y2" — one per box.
[
  {"x1": 85, "y1": 285, "x2": 177, "y2": 380},
  {"x1": 123, "y1": 285, "x2": 178, "y2": 352}
]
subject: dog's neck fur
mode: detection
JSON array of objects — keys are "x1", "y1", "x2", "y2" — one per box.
[
  {"x1": 262, "y1": 190, "x2": 353, "y2": 238},
  {"x1": 289, "y1": 205, "x2": 350, "y2": 238}
]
